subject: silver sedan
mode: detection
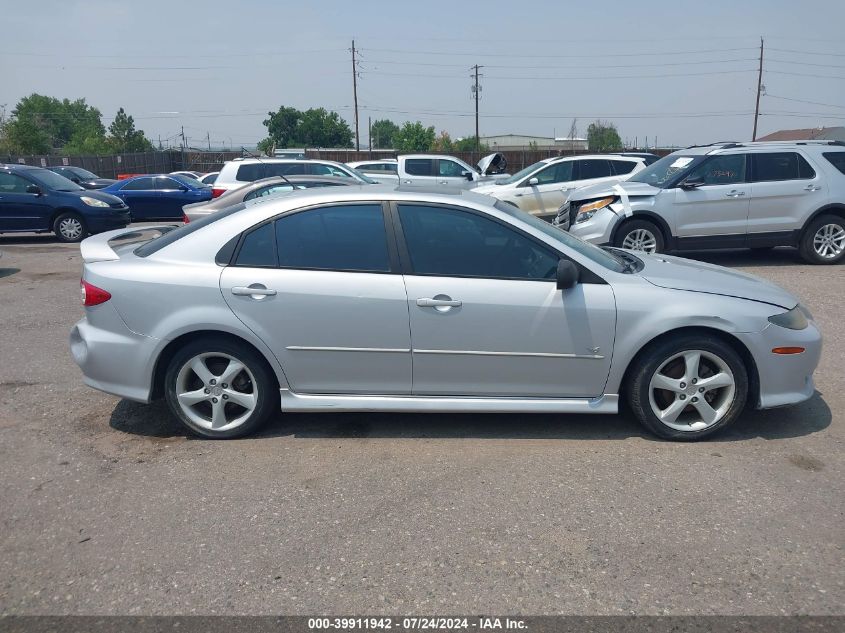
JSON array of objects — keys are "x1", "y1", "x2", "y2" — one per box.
[{"x1": 71, "y1": 186, "x2": 822, "y2": 440}]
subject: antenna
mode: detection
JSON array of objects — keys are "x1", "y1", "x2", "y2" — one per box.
[{"x1": 241, "y1": 146, "x2": 294, "y2": 186}]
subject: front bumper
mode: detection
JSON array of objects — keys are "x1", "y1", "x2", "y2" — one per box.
[
  {"x1": 86, "y1": 209, "x2": 131, "y2": 234},
  {"x1": 70, "y1": 304, "x2": 159, "y2": 403},
  {"x1": 736, "y1": 320, "x2": 823, "y2": 409},
  {"x1": 567, "y1": 206, "x2": 619, "y2": 245}
]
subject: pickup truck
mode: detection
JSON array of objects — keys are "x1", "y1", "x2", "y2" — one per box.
[{"x1": 359, "y1": 153, "x2": 508, "y2": 189}]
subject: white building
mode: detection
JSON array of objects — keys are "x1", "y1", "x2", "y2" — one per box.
[{"x1": 480, "y1": 134, "x2": 589, "y2": 151}]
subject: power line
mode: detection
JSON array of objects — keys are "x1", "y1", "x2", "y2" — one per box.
[
  {"x1": 362, "y1": 46, "x2": 759, "y2": 58},
  {"x1": 764, "y1": 95, "x2": 845, "y2": 110},
  {"x1": 363, "y1": 57, "x2": 758, "y2": 70},
  {"x1": 361, "y1": 68, "x2": 757, "y2": 80}
]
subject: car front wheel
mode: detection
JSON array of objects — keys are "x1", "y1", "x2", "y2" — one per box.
[
  {"x1": 614, "y1": 219, "x2": 664, "y2": 254},
  {"x1": 627, "y1": 334, "x2": 748, "y2": 440},
  {"x1": 53, "y1": 212, "x2": 88, "y2": 243},
  {"x1": 164, "y1": 338, "x2": 278, "y2": 439}
]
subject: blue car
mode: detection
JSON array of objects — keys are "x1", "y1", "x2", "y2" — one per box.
[
  {"x1": 101, "y1": 174, "x2": 213, "y2": 221},
  {"x1": 0, "y1": 164, "x2": 130, "y2": 242}
]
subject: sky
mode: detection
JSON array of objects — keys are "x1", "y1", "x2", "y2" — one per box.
[{"x1": 2, "y1": 0, "x2": 845, "y2": 150}]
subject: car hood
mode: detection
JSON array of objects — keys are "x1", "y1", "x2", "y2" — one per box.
[
  {"x1": 635, "y1": 252, "x2": 798, "y2": 309},
  {"x1": 477, "y1": 152, "x2": 507, "y2": 176},
  {"x1": 571, "y1": 180, "x2": 661, "y2": 201}
]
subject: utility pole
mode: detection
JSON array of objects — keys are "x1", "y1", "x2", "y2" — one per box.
[
  {"x1": 752, "y1": 37, "x2": 764, "y2": 141},
  {"x1": 180, "y1": 125, "x2": 186, "y2": 171},
  {"x1": 207, "y1": 131, "x2": 211, "y2": 151},
  {"x1": 351, "y1": 40, "x2": 360, "y2": 151},
  {"x1": 471, "y1": 65, "x2": 483, "y2": 158},
  {"x1": 368, "y1": 116, "x2": 372, "y2": 157}
]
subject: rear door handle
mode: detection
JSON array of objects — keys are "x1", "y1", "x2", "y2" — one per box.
[
  {"x1": 725, "y1": 190, "x2": 746, "y2": 197},
  {"x1": 804, "y1": 185, "x2": 821, "y2": 192},
  {"x1": 232, "y1": 284, "x2": 276, "y2": 298},
  {"x1": 417, "y1": 297, "x2": 462, "y2": 309}
]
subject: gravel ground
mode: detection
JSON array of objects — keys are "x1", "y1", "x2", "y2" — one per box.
[{"x1": 0, "y1": 233, "x2": 842, "y2": 615}]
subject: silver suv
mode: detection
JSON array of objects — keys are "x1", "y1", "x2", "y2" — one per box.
[{"x1": 557, "y1": 141, "x2": 845, "y2": 264}]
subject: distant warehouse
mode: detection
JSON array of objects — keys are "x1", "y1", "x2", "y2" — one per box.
[{"x1": 479, "y1": 134, "x2": 589, "y2": 151}]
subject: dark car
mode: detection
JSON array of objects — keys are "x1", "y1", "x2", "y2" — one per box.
[
  {"x1": 47, "y1": 166, "x2": 117, "y2": 189},
  {"x1": 0, "y1": 164, "x2": 130, "y2": 242},
  {"x1": 101, "y1": 174, "x2": 213, "y2": 221},
  {"x1": 182, "y1": 175, "x2": 353, "y2": 222},
  {"x1": 611, "y1": 152, "x2": 662, "y2": 166}
]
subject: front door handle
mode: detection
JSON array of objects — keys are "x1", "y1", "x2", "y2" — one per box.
[
  {"x1": 402, "y1": 179, "x2": 413, "y2": 184},
  {"x1": 417, "y1": 296, "x2": 462, "y2": 312},
  {"x1": 232, "y1": 284, "x2": 277, "y2": 299},
  {"x1": 725, "y1": 190, "x2": 746, "y2": 197}
]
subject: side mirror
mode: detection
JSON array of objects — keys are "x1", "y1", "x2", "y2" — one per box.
[
  {"x1": 461, "y1": 170, "x2": 473, "y2": 181},
  {"x1": 528, "y1": 177, "x2": 539, "y2": 186},
  {"x1": 556, "y1": 260, "x2": 579, "y2": 290},
  {"x1": 71, "y1": 177, "x2": 81, "y2": 183},
  {"x1": 25, "y1": 184, "x2": 41, "y2": 195},
  {"x1": 680, "y1": 177, "x2": 705, "y2": 190}
]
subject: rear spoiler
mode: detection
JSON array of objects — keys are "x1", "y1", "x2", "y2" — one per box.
[{"x1": 80, "y1": 225, "x2": 176, "y2": 263}]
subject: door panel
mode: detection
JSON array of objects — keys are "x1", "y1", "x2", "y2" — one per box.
[
  {"x1": 515, "y1": 161, "x2": 575, "y2": 216},
  {"x1": 155, "y1": 177, "x2": 188, "y2": 219},
  {"x1": 748, "y1": 152, "x2": 826, "y2": 236},
  {"x1": 404, "y1": 276, "x2": 616, "y2": 397},
  {"x1": 221, "y1": 268, "x2": 412, "y2": 394},
  {"x1": 672, "y1": 154, "x2": 750, "y2": 238}
]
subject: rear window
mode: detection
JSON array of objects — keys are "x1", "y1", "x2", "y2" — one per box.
[
  {"x1": 134, "y1": 204, "x2": 245, "y2": 257},
  {"x1": 235, "y1": 163, "x2": 306, "y2": 181},
  {"x1": 822, "y1": 152, "x2": 845, "y2": 175}
]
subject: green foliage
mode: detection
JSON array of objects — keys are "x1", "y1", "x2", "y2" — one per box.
[
  {"x1": 453, "y1": 136, "x2": 490, "y2": 152},
  {"x1": 256, "y1": 137, "x2": 275, "y2": 156},
  {"x1": 262, "y1": 106, "x2": 353, "y2": 149},
  {"x1": 370, "y1": 119, "x2": 400, "y2": 149},
  {"x1": 107, "y1": 107, "x2": 154, "y2": 153},
  {"x1": 431, "y1": 131, "x2": 454, "y2": 152},
  {"x1": 392, "y1": 121, "x2": 436, "y2": 152},
  {"x1": 587, "y1": 120, "x2": 623, "y2": 152}
]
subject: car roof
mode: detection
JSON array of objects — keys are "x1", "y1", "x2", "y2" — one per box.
[
  {"x1": 673, "y1": 140, "x2": 845, "y2": 157},
  {"x1": 0, "y1": 163, "x2": 42, "y2": 172}
]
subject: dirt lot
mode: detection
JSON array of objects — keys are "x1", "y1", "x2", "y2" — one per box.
[{"x1": 0, "y1": 233, "x2": 842, "y2": 615}]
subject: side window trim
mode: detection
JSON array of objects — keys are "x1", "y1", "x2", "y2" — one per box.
[{"x1": 388, "y1": 201, "x2": 562, "y2": 282}]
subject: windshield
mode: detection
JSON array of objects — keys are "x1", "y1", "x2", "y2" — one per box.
[
  {"x1": 30, "y1": 169, "x2": 85, "y2": 192},
  {"x1": 349, "y1": 168, "x2": 377, "y2": 184},
  {"x1": 627, "y1": 154, "x2": 704, "y2": 188},
  {"x1": 69, "y1": 167, "x2": 99, "y2": 179},
  {"x1": 494, "y1": 160, "x2": 548, "y2": 185},
  {"x1": 494, "y1": 201, "x2": 625, "y2": 273}
]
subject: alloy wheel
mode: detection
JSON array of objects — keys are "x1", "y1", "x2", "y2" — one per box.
[
  {"x1": 812, "y1": 223, "x2": 845, "y2": 259},
  {"x1": 647, "y1": 350, "x2": 736, "y2": 432},
  {"x1": 175, "y1": 352, "x2": 258, "y2": 432},
  {"x1": 58, "y1": 217, "x2": 83, "y2": 240},
  {"x1": 621, "y1": 228, "x2": 658, "y2": 253}
]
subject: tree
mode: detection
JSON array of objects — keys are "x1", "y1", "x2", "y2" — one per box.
[
  {"x1": 296, "y1": 108, "x2": 353, "y2": 148},
  {"x1": 587, "y1": 120, "x2": 622, "y2": 152},
  {"x1": 392, "y1": 121, "x2": 436, "y2": 152},
  {"x1": 3, "y1": 94, "x2": 105, "y2": 154},
  {"x1": 431, "y1": 130, "x2": 454, "y2": 152},
  {"x1": 454, "y1": 136, "x2": 489, "y2": 152},
  {"x1": 370, "y1": 119, "x2": 400, "y2": 149},
  {"x1": 263, "y1": 106, "x2": 301, "y2": 148},
  {"x1": 256, "y1": 138, "x2": 275, "y2": 156},
  {"x1": 107, "y1": 107, "x2": 153, "y2": 153}
]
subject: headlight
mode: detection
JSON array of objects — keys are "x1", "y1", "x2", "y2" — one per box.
[
  {"x1": 81, "y1": 196, "x2": 110, "y2": 208},
  {"x1": 768, "y1": 305, "x2": 809, "y2": 330},
  {"x1": 575, "y1": 196, "x2": 616, "y2": 224}
]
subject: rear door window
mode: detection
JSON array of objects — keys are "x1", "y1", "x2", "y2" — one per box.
[
  {"x1": 120, "y1": 177, "x2": 156, "y2": 191},
  {"x1": 752, "y1": 152, "x2": 815, "y2": 181},
  {"x1": 155, "y1": 177, "x2": 184, "y2": 190},
  {"x1": 609, "y1": 160, "x2": 638, "y2": 175},
  {"x1": 235, "y1": 222, "x2": 277, "y2": 267},
  {"x1": 405, "y1": 159, "x2": 435, "y2": 176},
  {"x1": 577, "y1": 159, "x2": 613, "y2": 180}
]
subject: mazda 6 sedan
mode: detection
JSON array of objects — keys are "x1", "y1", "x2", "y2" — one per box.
[{"x1": 71, "y1": 186, "x2": 822, "y2": 441}]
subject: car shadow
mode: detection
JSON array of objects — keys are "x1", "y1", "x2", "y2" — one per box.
[
  {"x1": 109, "y1": 391, "x2": 831, "y2": 443},
  {"x1": 0, "y1": 267, "x2": 21, "y2": 279},
  {"x1": 0, "y1": 234, "x2": 61, "y2": 246},
  {"x1": 677, "y1": 247, "x2": 807, "y2": 268}
]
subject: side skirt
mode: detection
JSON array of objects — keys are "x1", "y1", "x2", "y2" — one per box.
[{"x1": 279, "y1": 389, "x2": 619, "y2": 414}]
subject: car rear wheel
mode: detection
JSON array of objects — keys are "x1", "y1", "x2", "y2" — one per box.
[
  {"x1": 614, "y1": 219, "x2": 664, "y2": 254},
  {"x1": 53, "y1": 212, "x2": 87, "y2": 243},
  {"x1": 627, "y1": 334, "x2": 748, "y2": 440},
  {"x1": 164, "y1": 338, "x2": 278, "y2": 439},
  {"x1": 799, "y1": 214, "x2": 845, "y2": 264}
]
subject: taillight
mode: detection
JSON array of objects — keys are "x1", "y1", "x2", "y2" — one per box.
[
  {"x1": 212, "y1": 187, "x2": 226, "y2": 198},
  {"x1": 80, "y1": 279, "x2": 111, "y2": 307},
  {"x1": 183, "y1": 213, "x2": 190, "y2": 224}
]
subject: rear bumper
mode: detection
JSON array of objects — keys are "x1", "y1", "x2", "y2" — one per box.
[
  {"x1": 737, "y1": 321, "x2": 823, "y2": 409},
  {"x1": 70, "y1": 306, "x2": 159, "y2": 403}
]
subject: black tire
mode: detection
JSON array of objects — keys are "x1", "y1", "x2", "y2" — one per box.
[
  {"x1": 626, "y1": 333, "x2": 748, "y2": 441},
  {"x1": 164, "y1": 337, "x2": 278, "y2": 439},
  {"x1": 53, "y1": 211, "x2": 88, "y2": 243},
  {"x1": 799, "y1": 214, "x2": 845, "y2": 265},
  {"x1": 613, "y1": 219, "x2": 665, "y2": 254}
]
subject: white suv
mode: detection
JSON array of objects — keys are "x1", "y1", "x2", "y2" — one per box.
[
  {"x1": 212, "y1": 158, "x2": 375, "y2": 198},
  {"x1": 474, "y1": 154, "x2": 646, "y2": 219},
  {"x1": 558, "y1": 141, "x2": 845, "y2": 264}
]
